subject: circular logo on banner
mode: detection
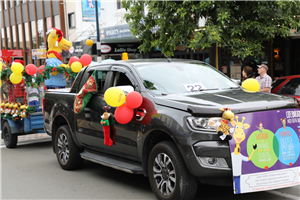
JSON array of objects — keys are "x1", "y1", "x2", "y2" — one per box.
[
  {"x1": 69, "y1": 46, "x2": 74, "y2": 54},
  {"x1": 101, "y1": 45, "x2": 112, "y2": 53},
  {"x1": 247, "y1": 129, "x2": 279, "y2": 170}
]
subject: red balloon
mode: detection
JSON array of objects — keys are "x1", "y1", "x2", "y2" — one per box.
[
  {"x1": 25, "y1": 64, "x2": 37, "y2": 75},
  {"x1": 69, "y1": 56, "x2": 80, "y2": 65},
  {"x1": 80, "y1": 54, "x2": 92, "y2": 66},
  {"x1": 115, "y1": 103, "x2": 134, "y2": 124},
  {"x1": 38, "y1": 65, "x2": 45, "y2": 75},
  {"x1": 126, "y1": 91, "x2": 143, "y2": 109}
]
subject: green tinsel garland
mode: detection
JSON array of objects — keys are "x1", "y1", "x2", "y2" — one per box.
[{"x1": 1, "y1": 64, "x2": 78, "y2": 87}]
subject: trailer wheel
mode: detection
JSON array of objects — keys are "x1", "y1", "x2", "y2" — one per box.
[
  {"x1": 2, "y1": 121, "x2": 18, "y2": 148},
  {"x1": 55, "y1": 125, "x2": 83, "y2": 170}
]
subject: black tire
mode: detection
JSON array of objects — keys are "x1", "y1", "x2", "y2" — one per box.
[
  {"x1": 2, "y1": 121, "x2": 18, "y2": 148},
  {"x1": 55, "y1": 125, "x2": 83, "y2": 170},
  {"x1": 148, "y1": 141, "x2": 198, "y2": 200}
]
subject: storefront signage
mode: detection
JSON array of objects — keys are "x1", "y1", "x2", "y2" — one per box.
[
  {"x1": 101, "y1": 43, "x2": 140, "y2": 54},
  {"x1": 0, "y1": 49, "x2": 23, "y2": 57},
  {"x1": 32, "y1": 49, "x2": 47, "y2": 59},
  {"x1": 229, "y1": 109, "x2": 300, "y2": 194},
  {"x1": 81, "y1": 0, "x2": 101, "y2": 22},
  {"x1": 101, "y1": 44, "x2": 112, "y2": 53},
  {"x1": 100, "y1": 24, "x2": 133, "y2": 40}
]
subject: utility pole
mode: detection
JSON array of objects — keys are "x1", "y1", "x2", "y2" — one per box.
[{"x1": 95, "y1": 0, "x2": 101, "y2": 62}]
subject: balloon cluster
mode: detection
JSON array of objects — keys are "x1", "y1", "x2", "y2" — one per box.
[
  {"x1": 69, "y1": 54, "x2": 93, "y2": 73},
  {"x1": 104, "y1": 87, "x2": 143, "y2": 124},
  {"x1": 9, "y1": 63, "x2": 38, "y2": 84}
]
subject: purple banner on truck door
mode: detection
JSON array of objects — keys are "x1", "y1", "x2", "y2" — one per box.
[{"x1": 229, "y1": 108, "x2": 300, "y2": 194}]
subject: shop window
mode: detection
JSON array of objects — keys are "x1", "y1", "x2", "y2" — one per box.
[
  {"x1": 46, "y1": 17, "x2": 52, "y2": 32},
  {"x1": 6, "y1": 27, "x2": 10, "y2": 49},
  {"x1": 16, "y1": 0, "x2": 19, "y2": 6},
  {"x1": 31, "y1": 21, "x2": 37, "y2": 49},
  {"x1": 54, "y1": 15, "x2": 61, "y2": 30},
  {"x1": 18, "y1": 24, "x2": 23, "y2": 49},
  {"x1": 24, "y1": 22, "x2": 30, "y2": 49},
  {"x1": 23, "y1": 0, "x2": 26, "y2": 4},
  {"x1": 1, "y1": 28, "x2": 5, "y2": 49},
  {"x1": 12, "y1": 25, "x2": 16, "y2": 49},
  {"x1": 117, "y1": 0, "x2": 122, "y2": 9},
  {"x1": 4, "y1": 0, "x2": 7, "y2": 10},
  {"x1": 9, "y1": 0, "x2": 13, "y2": 8},
  {"x1": 68, "y1": 13, "x2": 75, "y2": 29},
  {"x1": 37, "y1": 19, "x2": 44, "y2": 48}
]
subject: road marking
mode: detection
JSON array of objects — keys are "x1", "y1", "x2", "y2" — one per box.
[{"x1": 266, "y1": 190, "x2": 300, "y2": 200}]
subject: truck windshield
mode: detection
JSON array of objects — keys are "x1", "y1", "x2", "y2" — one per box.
[{"x1": 136, "y1": 62, "x2": 238, "y2": 95}]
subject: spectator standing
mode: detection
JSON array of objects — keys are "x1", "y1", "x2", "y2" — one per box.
[
  {"x1": 241, "y1": 66, "x2": 256, "y2": 83},
  {"x1": 256, "y1": 64, "x2": 272, "y2": 93}
]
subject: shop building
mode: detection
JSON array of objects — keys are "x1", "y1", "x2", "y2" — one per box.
[{"x1": 0, "y1": 0, "x2": 67, "y2": 66}]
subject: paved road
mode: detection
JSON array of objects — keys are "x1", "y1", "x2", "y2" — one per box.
[{"x1": 1, "y1": 134, "x2": 299, "y2": 200}]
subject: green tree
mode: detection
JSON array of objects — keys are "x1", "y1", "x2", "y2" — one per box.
[{"x1": 123, "y1": 1, "x2": 300, "y2": 66}]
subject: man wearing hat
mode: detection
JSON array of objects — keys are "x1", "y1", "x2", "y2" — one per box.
[{"x1": 256, "y1": 64, "x2": 272, "y2": 93}]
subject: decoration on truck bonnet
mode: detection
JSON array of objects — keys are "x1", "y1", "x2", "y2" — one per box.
[{"x1": 217, "y1": 108, "x2": 236, "y2": 140}]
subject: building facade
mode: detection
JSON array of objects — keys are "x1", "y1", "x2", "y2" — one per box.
[{"x1": 0, "y1": 0, "x2": 66, "y2": 66}]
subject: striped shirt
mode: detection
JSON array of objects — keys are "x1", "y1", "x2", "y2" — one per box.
[
  {"x1": 256, "y1": 73, "x2": 272, "y2": 93},
  {"x1": 26, "y1": 86, "x2": 42, "y2": 102}
]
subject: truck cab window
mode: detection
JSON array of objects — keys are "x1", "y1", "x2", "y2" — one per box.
[
  {"x1": 95, "y1": 71, "x2": 108, "y2": 93},
  {"x1": 113, "y1": 72, "x2": 133, "y2": 87}
]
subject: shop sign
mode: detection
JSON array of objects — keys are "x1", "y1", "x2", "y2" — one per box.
[
  {"x1": 101, "y1": 44, "x2": 112, "y2": 53},
  {"x1": 101, "y1": 43, "x2": 140, "y2": 54},
  {"x1": 81, "y1": 0, "x2": 101, "y2": 22},
  {"x1": 32, "y1": 49, "x2": 47, "y2": 59},
  {"x1": 100, "y1": 24, "x2": 133, "y2": 40},
  {"x1": 0, "y1": 49, "x2": 23, "y2": 57}
]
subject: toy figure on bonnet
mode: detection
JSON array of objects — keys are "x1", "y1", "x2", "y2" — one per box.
[{"x1": 216, "y1": 108, "x2": 236, "y2": 140}]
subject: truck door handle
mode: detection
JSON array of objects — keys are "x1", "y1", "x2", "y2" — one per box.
[{"x1": 136, "y1": 108, "x2": 146, "y2": 121}]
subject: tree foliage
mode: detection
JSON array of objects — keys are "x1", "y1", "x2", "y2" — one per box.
[{"x1": 123, "y1": 1, "x2": 300, "y2": 60}]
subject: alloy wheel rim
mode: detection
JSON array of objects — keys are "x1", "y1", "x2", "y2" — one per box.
[
  {"x1": 57, "y1": 133, "x2": 69, "y2": 164},
  {"x1": 153, "y1": 153, "x2": 176, "y2": 196},
  {"x1": 3, "y1": 127, "x2": 9, "y2": 145}
]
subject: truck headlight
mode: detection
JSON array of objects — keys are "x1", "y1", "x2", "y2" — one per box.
[{"x1": 187, "y1": 117, "x2": 221, "y2": 131}]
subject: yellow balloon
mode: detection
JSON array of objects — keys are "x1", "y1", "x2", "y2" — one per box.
[
  {"x1": 11, "y1": 63, "x2": 24, "y2": 74},
  {"x1": 71, "y1": 61, "x2": 82, "y2": 73},
  {"x1": 0, "y1": 80, "x2": 2, "y2": 87},
  {"x1": 9, "y1": 73, "x2": 23, "y2": 84},
  {"x1": 104, "y1": 87, "x2": 126, "y2": 107},
  {"x1": 0, "y1": 62, "x2": 2, "y2": 71},
  {"x1": 242, "y1": 78, "x2": 260, "y2": 92},
  {"x1": 86, "y1": 39, "x2": 93, "y2": 46}
]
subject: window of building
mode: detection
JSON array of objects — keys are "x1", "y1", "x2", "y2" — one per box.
[
  {"x1": 16, "y1": 0, "x2": 19, "y2": 6},
  {"x1": 10, "y1": 0, "x2": 13, "y2": 8},
  {"x1": 1, "y1": 28, "x2": 5, "y2": 49},
  {"x1": 6, "y1": 27, "x2": 10, "y2": 49},
  {"x1": 37, "y1": 19, "x2": 44, "y2": 48},
  {"x1": 31, "y1": 21, "x2": 37, "y2": 49},
  {"x1": 12, "y1": 25, "x2": 16, "y2": 49},
  {"x1": 117, "y1": 0, "x2": 122, "y2": 9},
  {"x1": 54, "y1": 15, "x2": 60, "y2": 30},
  {"x1": 4, "y1": 0, "x2": 7, "y2": 10},
  {"x1": 18, "y1": 23, "x2": 23, "y2": 49},
  {"x1": 24, "y1": 22, "x2": 30, "y2": 49},
  {"x1": 68, "y1": 13, "x2": 75, "y2": 29}
]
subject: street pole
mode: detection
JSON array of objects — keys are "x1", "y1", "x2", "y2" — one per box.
[{"x1": 95, "y1": 0, "x2": 101, "y2": 62}]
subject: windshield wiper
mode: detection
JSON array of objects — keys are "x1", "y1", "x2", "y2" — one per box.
[
  {"x1": 222, "y1": 86, "x2": 240, "y2": 90},
  {"x1": 198, "y1": 88, "x2": 219, "y2": 91}
]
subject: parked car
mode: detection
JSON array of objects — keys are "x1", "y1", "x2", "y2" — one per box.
[
  {"x1": 271, "y1": 75, "x2": 300, "y2": 101},
  {"x1": 43, "y1": 59, "x2": 298, "y2": 200}
]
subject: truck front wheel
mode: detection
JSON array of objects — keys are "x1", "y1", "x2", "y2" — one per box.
[
  {"x1": 2, "y1": 121, "x2": 18, "y2": 148},
  {"x1": 148, "y1": 141, "x2": 198, "y2": 200},
  {"x1": 55, "y1": 125, "x2": 83, "y2": 170}
]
